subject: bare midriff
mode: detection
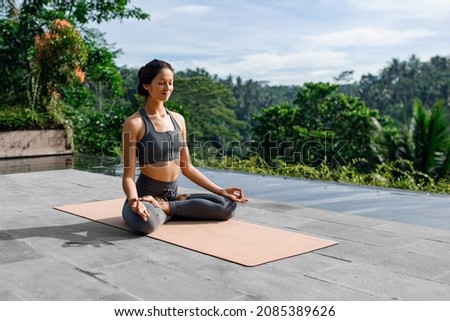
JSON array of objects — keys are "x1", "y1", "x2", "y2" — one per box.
[{"x1": 139, "y1": 159, "x2": 181, "y2": 182}]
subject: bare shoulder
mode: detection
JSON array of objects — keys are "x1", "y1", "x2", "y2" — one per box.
[
  {"x1": 123, "y1": 111, "x2": 144, "y2": 138},
  {"x1": 123, "y1": 111, "x2": 143, "y2": 129},
  {"x1": 170, "y1": 111, "x2": 186, "y2": 128}
]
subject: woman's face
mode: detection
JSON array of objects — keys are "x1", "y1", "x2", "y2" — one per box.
[{"x1": 147, "y1": 68, "x2": 174, "y2": 102}]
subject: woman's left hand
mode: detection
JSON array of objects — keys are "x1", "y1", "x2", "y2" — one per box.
[{"x1": 221, "y1": 187, "x2": 248, "y2": 203}]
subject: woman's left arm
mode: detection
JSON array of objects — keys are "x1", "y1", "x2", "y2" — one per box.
[{"x1": 176, "y1": 113, "x2": 248, "y2": 203}]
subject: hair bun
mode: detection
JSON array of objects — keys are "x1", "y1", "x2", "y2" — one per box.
[{"x1": 136, "y1": 59, "x2": 174, "y2": 96}]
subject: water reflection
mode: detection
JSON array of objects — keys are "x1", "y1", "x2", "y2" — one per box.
[
  {"x1": 73, "y1": 153, "x2": 123, "y2": 177},
  {"x1": 0, "y1": 154, "x2": 123, "y2": 177}
]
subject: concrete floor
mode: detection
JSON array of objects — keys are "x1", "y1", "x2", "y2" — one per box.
[{"x1": 1, "y1": 169, "x2": 450, "y2": 300}]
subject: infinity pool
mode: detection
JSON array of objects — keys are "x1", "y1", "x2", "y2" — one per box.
[{"x1": 2, "y1": 154, "x2": 449, "y2": 231}]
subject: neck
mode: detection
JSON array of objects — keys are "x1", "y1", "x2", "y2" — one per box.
[{"x1": 144, "y1": 97, "x2": 165, "y2": 115}]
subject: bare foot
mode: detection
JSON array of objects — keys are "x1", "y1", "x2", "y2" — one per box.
[
  {"x1": 175, "y1": 193, "x2": 189, "y2": 201},
  {"x1": 154, "y1": 197, "x2": 171, "y2": 215}
]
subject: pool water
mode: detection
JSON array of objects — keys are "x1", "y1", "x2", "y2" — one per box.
[
  {"x1": 0, "y1": 154, "x2": 122, "y2": 176},
  {"x1": 1, "y1": 153, "x2": 449, "y2": 231}
]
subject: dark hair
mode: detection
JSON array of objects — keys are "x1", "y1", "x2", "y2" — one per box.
[{"x1": 137, "y1": 59, "x2": 174, "y2": 96}]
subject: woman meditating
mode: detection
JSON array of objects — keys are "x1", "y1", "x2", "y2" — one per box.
[{"x1": 121, "y1": 59, "x2": 248, "y2": 234}]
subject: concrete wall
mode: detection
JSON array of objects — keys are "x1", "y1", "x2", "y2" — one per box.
[{"x1": 0, "y1": 129, "x2": 73, "y2": 158}]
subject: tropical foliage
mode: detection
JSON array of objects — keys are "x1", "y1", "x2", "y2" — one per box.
[
  {"x1": 353, "y1": 55, "x2": 450, "y2": 123},
  {"x1": 252, "y1": 83, "x2": 385, "y2": 171},
  {"x1": 373, "y1": 99, "x2": 450, "y2": 180},
  {"x1": 0, "y1": 0, "x2": 149, "y2": 154},
  {"x1": 0, "y1": 1, "x2": 448, "y2": 193}
]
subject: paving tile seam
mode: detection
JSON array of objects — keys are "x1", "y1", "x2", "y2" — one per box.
[
  {"x1": 45, "y1": 255, "x2": 141, "y2": 298},
  {"x1": 315, "y1": 252, "x2": 353, "y2": 263},
  {"x1": 357, "y1": 260, "x2": 448, "y2": 283},
  {"x1": 393, "y1": 248, "x2": 450, "y2": 264},
  {"x1": 72, "y1": 266, "x2": 115, "y2": 286},
  {"x1": 422, "y1": 237, "x2": 450, "y2": 245},
  {"x1": 293, "y1": 220, "x2": 448, "y2": 248},
  {"x1": 90, "y1": 254, "x2": 157, "y2": 272},
  {"x1": 284, "y1": 209, "x2": 392, "y2": 228},
  {"x1": 396, "y1": 271, "x2": 450, "y2": 285},
  {"x1": 431, "y1": 271, "x2": 450, "y2": 283},
  {"x1": 91, "y1": 256, "x2": 252, "y2": 300},
  {"x1": 372, "y1": 224, "x2": 450, "y2": 242},
  {"x1": 0, "y1": 280, "x2": 26, "y2": 301},
  {"x1": 302, "y1": 274, "x2": 381, "y2": 300},
  {"x1": 0, "y1": 242, "x2": 45, "y2": 267},
  {"x1": 314, "y1": 238, "x2": 450, "y2": 278},
  {"x1": 9, "y1": 237, "x2": 139, "y2": 292},
  {"x1": 305, "y1": 264, "x2": 450, "y2": 300},
  {"x1": 300, "y1": 217, "x2": 388, "y2": 230},
  {"x1": 232, "y1": 217, "x2": 323, "y2": 234},
  {"x1": 394, "y1": 271, "x2": 450, "y2": 291},
  {"x1": 288, "y1": 230, "x2": 386, "y2": 248}
]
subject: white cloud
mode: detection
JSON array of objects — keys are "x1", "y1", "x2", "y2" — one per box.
[
  {"x1": 183, "y1": 49, "x2": 350, "y2": 85},
  {"x1": 174, "y1": 5, "x2": 212, "y2": 15},
  {"x1": 91, "y1": 0, "x2": 450, "y2": 85},
  {"x1": 348, "y1": 0, "x2": 450, "y2": 20},
  {"x1": 307, "y1": 27, "x2": 436, "y2": 47}
]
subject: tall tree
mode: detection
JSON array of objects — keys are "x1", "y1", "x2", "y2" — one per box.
[
  {"x1": 253, "y1": 82, "x2": 384, "y2": 170},
  {"x1": 222, "y1": 75, "x2": 299, "y2": 139},
  {"x1": 373, "y1": 99, "x2": 450, "y2": 180},
  {"x1": 169, "y1": 68, "x2": 244, "y2": 160},
  {"x1": 356, "y1": 55, "x2": 450, "y2": 123},
  {"x1": 0, "y1": 0, "x2": 149, "y2": 108}
]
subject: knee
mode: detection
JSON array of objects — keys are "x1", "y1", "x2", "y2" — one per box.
[
  {"x1": 122, "y1": 203, "x2": 158, "y2": 234},
  {"x1": 221, "y1": 199, "x2": 237, "y2": 220},
  {"x1": 134, "y1": 224, "x2": 156, "y2": 235},
  {"x1": 222, "y1": 210, "x2": 235, "y2": 220},
  {"x1": 123, "y1": 212, "x2": 156, "y2": 235}
]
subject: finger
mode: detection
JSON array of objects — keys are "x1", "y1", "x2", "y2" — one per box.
[
  {"x1": 237, "y1": 196, "x2": 248, "y2": 203},
  {"x1": 139, "y1": 204, "x2": 150, "y2": 220},
  {"x1": 137, "y1": 210, "x2": 148, "y2": 221},
  {"x1": 232, "y1": 188, "x2": 242, "y2": 197},
  {"x1": 230, "y1": 194, "x2": 246, "y2": 203}
]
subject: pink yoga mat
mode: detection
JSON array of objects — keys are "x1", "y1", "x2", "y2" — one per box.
[{"x1": 55, "y1": 198, "x2": 338, "y2": 266}]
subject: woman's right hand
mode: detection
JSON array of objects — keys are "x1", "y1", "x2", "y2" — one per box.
[
  {"x1": 220, "y1": 187, "x2": 248, "y2": 203},
  {"x1": 129, "y1": 196, "x2": 161, "y2": 221}
]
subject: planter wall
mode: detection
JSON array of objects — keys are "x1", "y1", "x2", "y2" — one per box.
[{"x1": 0, "y1": 129, "x2": 73, "y2": 158}]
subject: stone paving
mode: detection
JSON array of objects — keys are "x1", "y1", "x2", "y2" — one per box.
[{"x1": 1, "y1": 169, "x2": 450, "y2": 300}]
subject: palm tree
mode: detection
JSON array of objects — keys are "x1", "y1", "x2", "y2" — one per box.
[
  {"x1": 374, "y1": 99, "x2": 450, "y2": 180},
  {"x1": 389, "y1": 99, "x2": 449, "y2": 179},
  {"x1": 411, "y1": 99, "x2": 450, "y2": 179}
]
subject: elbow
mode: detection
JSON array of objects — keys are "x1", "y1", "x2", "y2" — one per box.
[
  {"x1": 180, "y1": 166, "x2": 189, "y2": 176},
  {"x1": 180, "y1": 161, "x2": 193, "y2": 176}
]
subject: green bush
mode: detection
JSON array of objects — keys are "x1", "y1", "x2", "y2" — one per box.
[
  {"x1": 66, "y1": 102, "x2": 134, "y2": 156},
  {"x1": 0, "y1": 106, "x2": 62, "y2": 130},
  {"x1": 194, "y1": 155, "x2": 449, "y2": 195}
]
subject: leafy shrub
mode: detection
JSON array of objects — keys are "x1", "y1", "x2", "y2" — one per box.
[
  {"x1": 194, "y1": 155, "x2": 449, "y2": 194},
  {"x1": 32, "y1": 19, "x2": 88, "y2": 102},
  {"x1": 0, "y1": 106, "x2": 62, "y2": 130},
  {"x1": 66, "y1": 101, "x2": 134, "y2": 156}
]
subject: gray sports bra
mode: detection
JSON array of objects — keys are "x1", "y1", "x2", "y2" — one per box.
[{"x1": 136, "y1": 108, "x2": 183, "y2": 165}]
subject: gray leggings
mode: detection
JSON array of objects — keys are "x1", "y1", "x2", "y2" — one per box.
[{"x1": 122, "y1": 173, "x2": 237, "y2": 234}]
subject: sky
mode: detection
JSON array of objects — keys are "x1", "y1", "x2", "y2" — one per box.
[{"x1": 90, "y1": 0, "x2": 450, "y2": 86}]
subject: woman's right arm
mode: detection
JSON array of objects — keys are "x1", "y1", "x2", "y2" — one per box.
[{"x1": 122, "y1": 117, "x2": 150, "y2": 221}]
